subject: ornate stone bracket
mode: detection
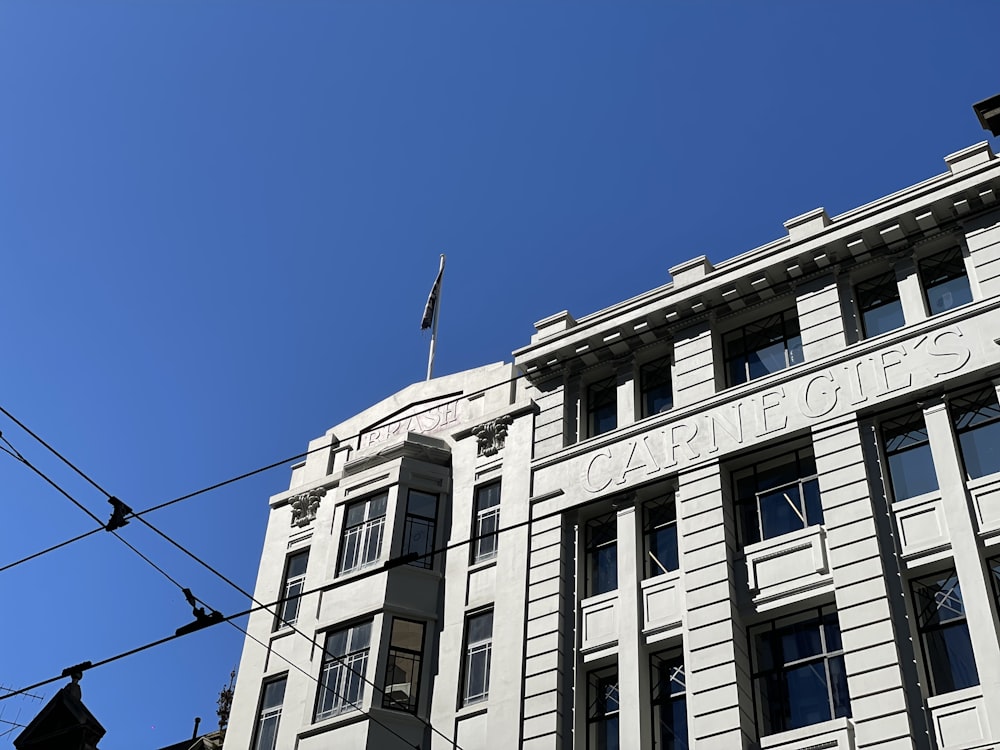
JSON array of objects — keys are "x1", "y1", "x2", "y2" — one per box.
[
  {"x1": 472, "y1": 415, "x2": 513, "y2": 458},
  {"x1": 290, "y1": 488, "x2": 326, "y2": 527}
]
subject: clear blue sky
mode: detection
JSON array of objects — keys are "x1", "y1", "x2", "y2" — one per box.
[{"x1": 0, "y1": 2, "x2": 997, "y2": 747}]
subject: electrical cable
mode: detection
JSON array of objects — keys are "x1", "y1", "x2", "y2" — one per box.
[{"x1": 0, "y1": 410, "x2": 466, "y2": 749}]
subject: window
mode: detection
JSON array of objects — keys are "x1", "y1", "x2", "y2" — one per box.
[
  {"x1": 880, "y1": 410, "x2": 938, "y2": 501},
  {"x1": 402, "y1": 490, "x2": 437, "y2": 568},
  {"x1": 724, "y1": 310, "x2": 803, "y2": 387},
  {"x1": 920, "y1": 247, "x2": 972, "y2": 315},
  {"x1": 462, "y1": 610, "x2": 493, "y2": 706},
  {"x1": 586, "y1": 511, "x2": 618, "y2": 596},
  {"x1": 338, "y1": 492, "x2": 388, "y2": 574},
  {"x1": 315, "y1": 621, "x2": 372, "y2": 720},
  {"x1": 640, "y1": 357, "x2": 673, "y2": 418},
  {"x1": 855, "y1": 271, "x2": 904, "y2": 338},
  {"x1": 651, "y1": 652, "x2": 687, "y2": 750},
  {"x1": 383, "y1": 618, "x2": 425, "y2": 713},
  {"x1": 472, "y1": 482, "x2": 501, "y2": 563},
  {"x1": 251, "y1": 676, "x2": 286, "y2": 750},
  {"x1": 587, "y1": 376, "x2": 618, "y2": 436},
  {"x1": 950, "y1": 386, "x2": 1000, "y2": 480},
  {"x1": 274, "y1": 549, "x2": 309, "y2": 630},
  {"x1": 751, "y1": 605, "x2": 850, "y2": 736},
  {"x1": 644, "y1": 497, "x2": 678, "y2": 577},
  {"x1": 314, "y1": 625, "x2": 371, "y2": 720},
  {"x1": 912, "y1": 569, "x2": 978, "y2": 695},
  {"x1": 587, "y1": 668, "x2": 620, "y2": 750},
  {"x1": 734, "y1": 448, "x2": 822, "y2": 546}
]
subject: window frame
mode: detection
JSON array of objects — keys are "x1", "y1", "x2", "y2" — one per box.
[
  {"x1": 401, "y1": 489, "x2": 438, "y2": 569},
  {"x1": 338, "y1": 492, "x2": 389, "y2": 575},
  {"x1": 879, "y1": 409, "x2": 938, "y2": 502},
  {"x1": 733, "y1": 447, "x2": 822, "y2": 546},
  {"x1": 918, "y1": 246, "x2": 973, "y2": 316},
  {"x1": 461, "y1": 609, "x2": 494, "y2": 707},
  {"x1": 587, "y1": 666, "x2": 620, "y2": 750},
  {"x1": 650, "y1": 650, "x2": 687, "y2": 750},
  {"x1": 723, "y1": 309, "x2": 803, "y2": 387},
  {"x1": 949, "y1": 385, "x2": 1000, "y2": 480},
  {"x1": 251, "y1": 674, "x2": 287, "y2": 750},
  {"x1": 274, "y1": 549, "x2": 309, "y2": 631},
  {"x1": 639, "y1": 355, "x2": 673, "y2": 419},
  {"x1": 854, "y1": 269, "x2": 904, "y2": 339},
  {"x1": 749, "y1": 604, "x2": 851, "y2": 736},
  {"x1": 314, "y1": 620, "x2": 373, "y2": 721},
  {"x1": 643, "y1": 497, "x2": 678, "y2": 578},
  {"x1": 471, "y1": 481, "x2": 502, "y2": 564},
  {"x1": 911, "y1": 568, "x2": 979, "y2": 696},
  {"x1": 586, "y1": 375, "x2": 618, "y2": 437},
  {"x1": 382, "y1": 617, "x2": 426, "y2": 714},
  {"x1": 585, "y1": 510, "x2": 618, "y2": 597}
]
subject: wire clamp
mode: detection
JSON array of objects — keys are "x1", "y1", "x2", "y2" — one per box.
[{"x1": 176, "y1": 588, "x2": 225, "y2": 636}]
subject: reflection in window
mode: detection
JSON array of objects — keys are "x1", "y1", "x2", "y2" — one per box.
[
  {"x1": 586, "y1": 512, "x2": 618, "y2": 596},
  {"x1": 339, "y1": 493, "x2": 388, "y2": 574},
  {"x1": 856, "y1": 271, "x2": 904, "y2": 338},
  {"x1": 315, "y1": 621, "x2": 372, "y2": 720},
  {"x1": 951, "y1": 387, "x2": 1000, "y2": 479},
  {"x1": 734, "y1": 448, "x2": 822, "y2": 546},
  {"x1": 912, "y1": 569, "x2": 978, "y2": 695},
  {"x1": 651, "y1": 652, "x2": 687, "y2": 750},
  {"x1": 252, "y1": 676, "x2": 286, "y2": 750},
  {"x1": 881, "y1": 411, "x2": 938, "y2": 501},
  {"x1": 274, "y1": 549, "x2": 309, "y2": 631},
  {"x1": 402, "y1": 490, "x2": 437, "y2": 568},
  {"x1": 644, "y1": 497, "x2": 678, "y2": 577},
  {"x1": 383, "y1": 618, "x2": 425, "y2": 713},
  {"x1": 472, "y1": 482, "x2": 501, "y2": 563},
  {"x1": 462, "y1": 610, "x2": 493, "y2": 706},
  {"x1": 724, "y1": 311, "x2": 803, "y2": 387},
  {"x1": 640, "y1": 357, "x2": 673, "y2": 418},
  {"x1": 920, "y1": 247, "x2": 972, "y2": 315},
  {"x1": 587, "y1": 668, "x2": 620, "y2": 750},
  {"x1": 751, "y1": 605, "x2": 851, "y2": 735}
]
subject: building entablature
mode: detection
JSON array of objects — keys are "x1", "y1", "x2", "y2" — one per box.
[
  {"x1": 529, "y1": 294, "x2": 1000, "y2": 514},
  {"x1": 514, "y1": 142, "x2": 1000, "y2": 380}
]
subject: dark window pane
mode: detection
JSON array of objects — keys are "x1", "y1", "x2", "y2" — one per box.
[
  {"x1": 829, "y1": 655, "x2": 851, "y2": 719},
  {"x1": 591, "y1": 545, "x2": 618, "y2": 595},
  {"x1": 783, "y1": 661, "x2": 834, "y2": 729},
  {"x1": 926, "y1": 625, "x2": 979, "y2": 693},
  {"x1": 921, "y1": 248, "x2": 972, "y2": 314},
  {"x1": 887, "y1": 445, "x2": 938, "y2": 500},
  {"x1": 649, "y1": 526, "x2": 678, "y2": 574},
  {"x1": 959, "y1": 423, "x2": 1000, "y2": 478},
  {"x1": 759, "y1": 488, "x2": 804, "y2": 539},
  {"x1": 862, "y1": 301, "x2": 905, "y2": 337}
]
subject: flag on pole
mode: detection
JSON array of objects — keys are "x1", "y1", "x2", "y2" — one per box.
[{"x1": 421, "y1": 258, "x2": 445, "y2": 330}]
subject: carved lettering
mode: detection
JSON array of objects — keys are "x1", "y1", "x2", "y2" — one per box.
[
  {"x1": 359, "y1": 399, "x2": 463, "y2": 449},
  {"x1": 585, "y1": 450, "x2": 613, "y2": 493},
  {"x1": 928, "y1": 328, "x2": 972, "y2": 377},
  {"x1": 706, "y1": 402, "x2": 744, "y2": 453},
  {"x1": 756, "y1": 387, "x2": 787, "y2": 436},
  {"x1": 666, "y1": 422, "x2": 700, "y2": 467},
  {"x1": 800, "y1": 372, "x2": 840, "y2": 418},
  {"x1": 616, "y1": 436, "x2": 661, "y2": 484},
  {"x1": 877, "y1": 348, "x2": 911, "y2": 393}
]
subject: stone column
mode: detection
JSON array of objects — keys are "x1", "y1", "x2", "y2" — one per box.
[
  {"x1": 812, "y1": 416, "x2": 920, "y2": 750},
  {"x1": 677, "y1": 459, "x2": 754, "y2": 750},
  {"x1": 895, "y1": 258, "x2": 928, "y2": 325},
  {"x1": 796, "y1": 272, "x2": 849, "y2": 360},
  {"x1": 615, "y1": 502, "x2": 652, "y2": 750},
  {"x1": 923, "y1": 399, "x2": 1000, "y2": 726}
]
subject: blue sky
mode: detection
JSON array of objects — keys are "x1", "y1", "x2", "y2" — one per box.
[{"x1": 0, "y1": 1, "x2": 997, "y2": 747}]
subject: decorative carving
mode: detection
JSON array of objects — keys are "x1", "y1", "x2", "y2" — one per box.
[
  {"x1": 290, "y1": 488, "x2": 326, "y2": 527},
  {"x1": 472, "y1": 415, "x2": 513, "y2": 457}
]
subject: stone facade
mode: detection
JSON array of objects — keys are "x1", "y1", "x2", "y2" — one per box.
[{"x1": 225, "y1": 141, "x2": 1000, "y2": 750}]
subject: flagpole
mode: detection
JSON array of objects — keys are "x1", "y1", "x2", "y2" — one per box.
[{"x1": 426, "y1": 254, "x2": 445, "y2": 381}]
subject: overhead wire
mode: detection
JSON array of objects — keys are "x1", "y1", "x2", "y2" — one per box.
[{"x1": 0, "y1": 406, "x2": 464, "y2": 749}]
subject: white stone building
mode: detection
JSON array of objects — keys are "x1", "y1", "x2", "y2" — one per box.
[{"x1": 224, "y1": 140, "x2": 1000, "y2": 750}]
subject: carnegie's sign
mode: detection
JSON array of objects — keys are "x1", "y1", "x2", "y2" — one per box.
[{"x1": 533, "y1": 322, "x2": 992, "y2": 501}]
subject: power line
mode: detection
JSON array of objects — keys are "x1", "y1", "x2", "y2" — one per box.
[{"x1": 0, "y1": 408, "x2": 465, "y2": 750}]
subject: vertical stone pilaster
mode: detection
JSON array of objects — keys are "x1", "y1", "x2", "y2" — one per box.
[
  {"x1": 796, "y1": 272, "x2": 848, "y2": 360},
  {"x1": 964, "y1": 209, "x2": 1000, "y2": 298},
  {"x1": 895, "y1": 258, "x2": 928, "y2": 325},
  {"x1": 521, "y1": 513, "x2": 572, "y2": 750},
  {"x1": 812, "y1": 417, "x2": 919, "y2": 750},
  {"x1": 615, "y1": 503, "x2": 652, "y2": 750},
  {"x1": 677, "y1": 460, "x2": 753, "y2": 750},
  {"x1": 532, "y1": 377, "x2": 567, "y2": 460},
  {"x1": 673, "y1": 320, "x2": 716, "y2": 408},
  {"x1": 923, "y1": 400, "x2": 1000, "y2": 731}
]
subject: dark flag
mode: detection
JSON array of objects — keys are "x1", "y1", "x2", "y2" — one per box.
[{"x1": 421, "y1": 260, "x2": 445, "y2": 330}]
